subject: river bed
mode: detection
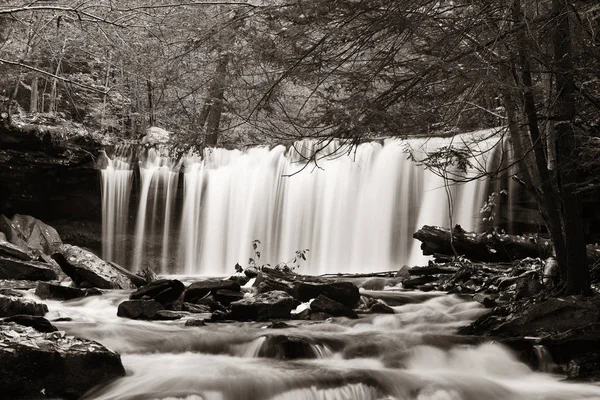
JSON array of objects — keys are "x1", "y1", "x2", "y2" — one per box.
[{"x1": 29, "y1": 287, "x2": 600, "y2": 400}]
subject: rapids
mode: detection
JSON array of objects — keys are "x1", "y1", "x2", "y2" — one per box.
[{"x1": 28, "y1": 285, "x2": 600, "y2": 400}]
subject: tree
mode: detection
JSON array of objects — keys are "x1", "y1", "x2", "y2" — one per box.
[{"x1": 252, "y1": 0, "x2": 598, "y2": 294}]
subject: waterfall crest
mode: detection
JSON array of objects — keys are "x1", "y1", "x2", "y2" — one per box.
[{"x1": 100, "y1": 130, "x2": 504, "y2": 275}]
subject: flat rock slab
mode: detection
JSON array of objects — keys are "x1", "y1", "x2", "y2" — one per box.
[
  {"x1": 1, "y1": 315, "x2": 57, "y2": 332},
  {"x1": 35, "y1": 281, "x2": 102, "y2": 301},
  {"x1": 0, "y1": 294, "x2": 48, "y2": 317},
  {"x1": 52, "y1": 244, "x2": 135, "y2": 289},
  {"x1": 0, "y1": 239, "x2": 33, "y2": 261},
  {"x1": 0, "y1": 322, "x2": 125, "y2": 399},
  {"x1": 0, "y1": 256, "x2": 58, "y2": 281}
]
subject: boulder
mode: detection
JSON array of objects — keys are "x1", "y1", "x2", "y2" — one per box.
[
  {"x1": 117, "y1": 299, "x2": 163, "y2": 320},
  {"x1": 154, "y1": 310, "x2": 186, "y2": 320},
  {"x1": 230, "y1": 290, "x2": 296, "y2": 321},
  {"x1": 182, "y1": 302, "x2": 212, "y2": 314},
  {"x1": 52, "y1": 244, "x2": 135, "y2": 289},
  {"x1": 0, "y1": 294, "x2": 48, "y2": 317},
  {"x1": 35, "y1": 281, "x2": 101, "y2": 301},
  {"x1": 11, "y1": 214, "x2": 62, "y2": 254},
  {"x1": 253, "y1": 268, "x2": 295, "y2": 295},
  {"x1": 193, "y1": 295, "x2": 227, "y2": 312},
  {"x1": 130, "y1": 279, "x2": 185, "y2": 305},
  {"x1": 310, "y1": 295, "x2": 358, "y2": 319},
  {"x1": 473, "y1": 293, "x2": 497, "y2": 308},
  {"x1": 214, "y1": 289, "x2": 244, "y2": 305},
  {"x1": 185, "y1": 318, "x2": 206, "y2": 327},
  {"x1": 0, "y1": 214, "x2": 62, "y2": 254},
  {"x1": 294, "y1": 281, "x2": 360, "y2": 307},
  {"x1": 183, "y1": 279, "x2": 240, "y2": 302},
  {"x1": 369, "y1": 301, "x2": 395, "y2": 314},
  {"x1": 109, "y1": 261, "x2": 148, "y2": 288},
  {"x1": 267, "y1": 321, "x2": 292, "y2": 329},
  {"x1": 136, "y1": 267, "x2": 158, "y2": 285},
  {"x1": 0, "y1": 256, "x2": 57, "y2": 281},
  {"x1": 258, "y1": 335, "x2": 321, "y2": 359},
  {"x1": 0, "y1": 323, "x2": 125, "y2": 399},
  {"x1": 0, "y1": 239, "x2": 33, "y2": 261},
  {"x1": 1, "y1": 315, "x2": 57, "y2": 332}
]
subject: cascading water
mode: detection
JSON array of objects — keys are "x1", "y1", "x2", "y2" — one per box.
[
  {"x1": 34, "y1": 287, "x2": 600, "y2": 400},
  {"x1": 100, "y1": 145, "x2": 133, "y2": 267},
  {"x1": 101, "y1": 129, "x2": 505, "y2": 275}
]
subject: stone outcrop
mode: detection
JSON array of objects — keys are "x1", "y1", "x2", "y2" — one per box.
[
  {"x1": 130, "y1": 279, "x2": 184, "y2": 305},
  {"x1": 117, "y1": 299, "x2": 164, "y2": 320},
  {"x1": 310, "y1": 295, "x2": 358, "y2": 319},
  {"x1": 52, "y1": 244, "x2": 135, "y2": 289},
  {"x1": 230, "y1": 290, "x2": 297, "y2": 321},
  {"x1": 183, "y1": 279, "x2": 240, "y2": 303},
  {"x1": 0, "y1": 214, "x2": 62, "y2": 254},
  {"x1": 0, "y1": 322, "x2": 125, "y2": 399},
  {"x1": 0, "y1": 294, "x2": 48, "y2": 317}
]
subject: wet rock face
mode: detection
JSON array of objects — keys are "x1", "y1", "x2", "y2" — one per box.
[
  {"x1": 183, "y1": 279, "x2": 241, "y2": 303},
  {"x1": 0, "y1": 214, "x2": 62, "y2": 254},
  {"x1": 230, "y1": 290, "x2": 297, "y2": 321},
  {"x1": 117, "y1": 299, "x2": 164, "y2": 320},
  {"x1": 130, "y1": 279, "x2": 185, "y2": 305},
  {"x1": 0, "y1": 322, "x2": 125, "y2": 399},
  {"x1": 52, "y1": 244, "x2": 135, "y2": 289},
  {"x1": 0, "y1": 256, "x2": 58, "y2": 281},
  {"x1": 1, "y1": 315, "x2": 58, "y2": 333},
  {"x1": 0, "y1": 294, "x2": 48, "y2": 317}
]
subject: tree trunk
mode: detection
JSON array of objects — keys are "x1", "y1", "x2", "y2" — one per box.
[
  {"x1": 552, "y1": 0, "x2": 590, "y2": 294},
  {"x1": 147, "y1": 79, "x2": 155, "y2": 127},
  {"x1": 512, "y1": 0, "x2": 568, "y2": 279},
  {"x1": 29, "y1": 76, "x2": 38, "y2": 113}
]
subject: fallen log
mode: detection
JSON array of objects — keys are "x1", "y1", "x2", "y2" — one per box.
[{"x1": 413, "y1": 225, "x2": 600, "y2": 264}]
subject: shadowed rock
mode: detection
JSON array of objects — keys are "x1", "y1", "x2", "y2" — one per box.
[
  {"x1": 117, "y1": 299, "x2": 164, "y2": 320},
  {"x1": 0, "y1": 256, "x2": 57, "y2": 281},
  {"x1": 2, "y1": 315, "x2": 57, "y2": 332},
  {"x1": 310, "y1": 295, "x2": 358, "y2": 319},
  {"x1": 0, "y1": 323, "x2": 125, "y2": 399},
  {"x1": 0, "y1": 294, "x2": 48, "y2": 317},
  {"x1": 183, "y1": 279, "x2": 240, "y2": 303},
  {"x1": 230, "y1": 290, "x2": 296, "y2": 321},
  {"x1": 130, "y1": 279, "x2": 185, "y2": 305},
  {"x1": 35, "y1": 281, "x2": 101, "y2": 301},
  {"x1": 294, "y1": 281, "x2": 360, "y2": 307}
]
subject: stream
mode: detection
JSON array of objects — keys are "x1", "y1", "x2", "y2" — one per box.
[{"x1": 25, "y1": 284, "x2": 600, "y2": 400}]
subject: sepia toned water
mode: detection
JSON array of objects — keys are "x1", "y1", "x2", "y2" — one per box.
[
  {"x1": 101, "y1": 130, "x2": 505, "y2": 275},
  {"x1": 32, "y1": 288, "x2": 600, "y2": 400}
]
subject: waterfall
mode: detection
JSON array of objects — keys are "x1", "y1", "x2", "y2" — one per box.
[
  {"x1": 100, "y1": 146, "x2": 133, "y2": 266},
  {"x1": 100, "y1": 129, "x2": 505, "y2": 275}
]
